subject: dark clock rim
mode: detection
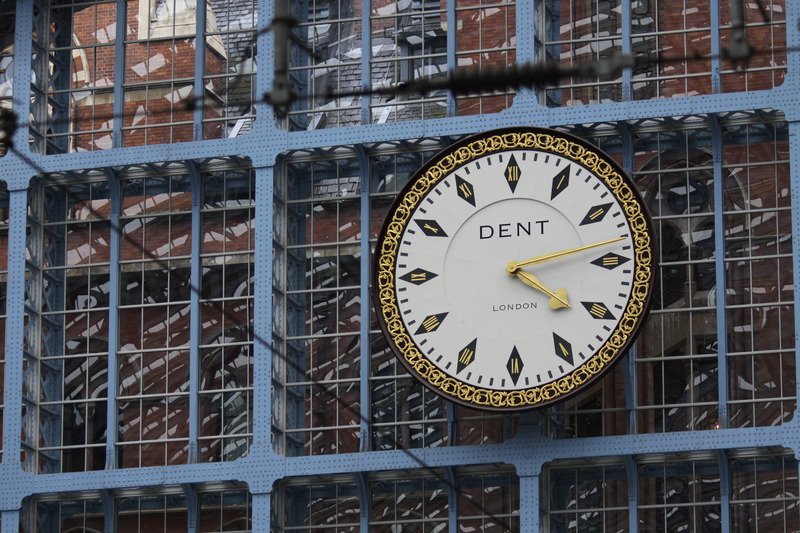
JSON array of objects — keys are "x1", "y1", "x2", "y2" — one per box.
[{"x1": 372, "y1": 126, "x2": 657, "y2": 412}]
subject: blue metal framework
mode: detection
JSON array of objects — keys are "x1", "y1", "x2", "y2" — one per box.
[{"x1": 0, "y1": 0, "x2": 798, "y2": 530}]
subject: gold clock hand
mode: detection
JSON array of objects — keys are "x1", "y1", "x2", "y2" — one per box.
[
  {"x1": 513, "y1": 270, "x2": 570, "y2": 309},
  {"x1": 506, "y1": 236, "x2": 626, "y2": 273}
]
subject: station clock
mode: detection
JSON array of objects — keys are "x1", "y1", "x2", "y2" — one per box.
[{"x1": 374, "y1": 127, "x2": 655, "y2": 410}]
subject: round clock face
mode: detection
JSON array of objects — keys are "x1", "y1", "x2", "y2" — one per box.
[{"x1": 374, "y1": 128, "x2": 655, "y2": 411}]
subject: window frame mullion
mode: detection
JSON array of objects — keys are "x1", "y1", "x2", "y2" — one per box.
[
  {"x1": 188, "y1": 163, "x2": 203, "y2": 462},
  {"x1": 112, "y1": 0, "x2": 127, "y2": 148},
  {"x1": 105, "y1": 169, "x2": 122, "y2": 469}
]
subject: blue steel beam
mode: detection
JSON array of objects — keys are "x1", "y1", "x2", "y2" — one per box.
[
  {"x1": 251, "y1": 165, "x2": 274, "y2": 454},
  {"x1": 355, "y1": 470, "x2": 369, "y2": 530},
  {"x1": 791, "y1": 117, "x2": 800, "y2": 429},
  {"x1": 446, "y1": 402, "x2": 458, "y2": 445},
  {"x1": 2, "y1": 0, "x2": 800, "y2": 182},
  {"x1": 624, "y1": 454, "x2": 639, "y2": 532},
  {"x1": 619, "y1": 122, "x2": 639, "y2": 439},
  {"x1": 1, "y1": 1, "x2": 800, "y2": 532},
  {"x1": 0, "y1": 147, "x2": 796, "y2": 515},
  {"x1": 2, "y1": 84, "x2": 798, "y2": 193},
  {"x1": 0, "y1": 189, "x2": 31, "y2": 506},
  {"x1": 789, "y1": 0, "x2": 800, "y2": 431},
  {"x1": 621, "y1": 0, "x2": 632, "y2": 101},
  {"x1": 357, "y1": 146, "x2": 371, "y2": 452},
  {"x1": 194, "y1": 0, "x2": 209, "y2": 140},
  {"x1": 360, "y1": 0, "x2": 372, "y2": 124},
  {"x1": 257, "y1": 0, "x2": 276, "y2": 123},
  {"x1": 112, "y1": 0, "x2": 126, "y2": 147},
  {"x1": 188, "y1": 162, "x2": 203, "y2": 463},
  {"x1": 104, "y1": 169, "x2": 122, "y2": 470},
  {"x1": 517, "y1": 470, "x2": 540, "y2": 530},
  {"x1": 0, "y1": 421, "x2": 792, "y2": 506},
  {"x1": 6, "y1": 0, "x2": 33, "y2": 162},
  {"x1": 717, "y1": 449, "x2": 731, "y2": 531},
  {"x1": 251, "y1": 493, "x2": 271, "y2": 532},
  {"x1": 27, "y1": 0, "x2": 50, "y2": 155},
  {"x1": 100, "y1": 489, "x2": 114, "y2": 533},
  {"x1": 444, "y1": 465, "x2": 457, "y2": 531},
  {"x1": 5, "y1": 508, "x2": 25, "y2": 533},
  {"x1": 710, "y1": 115, "x2": 730, "y2": 429},
  {"x1": 445, "y1": 0, "x2": 456, "y2": 117},
  {"x1": 710, "y1": 0, "x2": 722, "y2": 94},
  {"x1": 183, "y1": 483, "x2": 199, "y2": 533}
]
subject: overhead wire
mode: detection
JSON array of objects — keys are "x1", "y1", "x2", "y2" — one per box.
[
  {"x1": 0, "y1": 0, "x2": 777, "y2": 128},
  {"x1": 4, "y1": 47, "x2": 793, "y2": 132},
  {"x1": 0, "y1": 0, "x2": 786, "y2": 525},
  {"x1": 0, "y1": 0, "x2": 785, "y2": 446},
  {"x1": 5, "y1": 137, "x2": 519, "y2": 530}
]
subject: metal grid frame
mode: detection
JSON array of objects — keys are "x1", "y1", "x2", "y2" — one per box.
[
  {"x1": 0, "y1": 0, "x2": 799, "y2": 531},
  {"x1": 18, "y1": 161, "x2": 255, "y2": 476},
  {"x1": 454, "y1": 0, "x2": 517, "y2": 115}
]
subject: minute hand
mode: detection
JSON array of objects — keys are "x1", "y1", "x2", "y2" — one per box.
[{"x1": 508, "y1": 236, "x2": 626, "y2": 271}]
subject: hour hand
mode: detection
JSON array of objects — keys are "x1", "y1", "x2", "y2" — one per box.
[{"x1": 510, "y1": 267, "x2": 570, "y2": 310}]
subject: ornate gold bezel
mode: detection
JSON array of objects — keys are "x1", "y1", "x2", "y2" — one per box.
[{"x1": 374, "y1": 128, "x2": 654, "y2": 410}]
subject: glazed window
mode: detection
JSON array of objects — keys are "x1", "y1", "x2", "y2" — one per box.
[
  {"x1": 31, "y1": 0, "x2": 257, "y2": 154},
  {"x1": 21, "y1": 160, "x2": 254, "y2": 473},
  {"x1": 541, "y1": 0, "x2": 787, "y2": 106},
  {"x1": 273, "y1": 144, "x2": 520, "y2": 457}
]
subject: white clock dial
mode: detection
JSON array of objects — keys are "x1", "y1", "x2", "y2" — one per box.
[{"x1": 375, "y1": 128, "x2": 654, "y2": 411}]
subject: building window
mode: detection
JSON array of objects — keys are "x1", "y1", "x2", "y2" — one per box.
[
  {"x1": 273, "y1": 145, "x2": 519, "y2": 457},
  {"x1": 273, "y1": 467, "x2": 519, "y2": 531},
  {"x1": 21, "y1": 160, "x2": 254, "y2": 473},
  {"x1": 32, "y1": 0, "x2": 256, "y2": 154},
  {"x1": 30, "y1": 484, "x2": 252, "y2": 533}
]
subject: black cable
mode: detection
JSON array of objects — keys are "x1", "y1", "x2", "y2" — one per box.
[
  {"x1": 0, "y1": 27, "x2": 794, "y2": 528},
  {"x1": 8, "y1": 44, "x2": 795, "y2": 133},
  {"x1": 7, "y1": 143, "x2": 518, "y2": 530},
  {"x1": 3, "y1": 73, "x2": 518, "y2": 520},
  {"x1": 0, "y1": 4, "x2": 792, "y2": 527}
]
